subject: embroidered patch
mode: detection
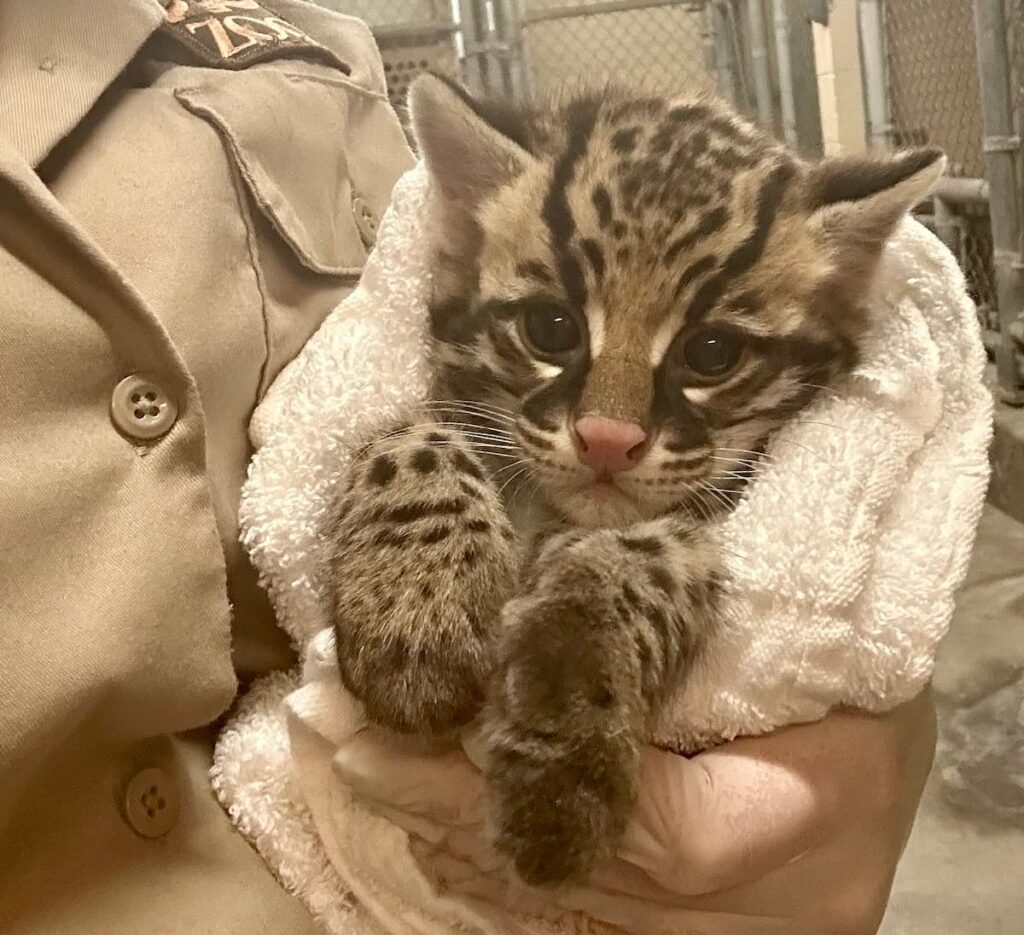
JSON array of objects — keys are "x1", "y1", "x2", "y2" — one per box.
[{"x1": 162, "y1": 0, "x2": 350, "y2": 73}]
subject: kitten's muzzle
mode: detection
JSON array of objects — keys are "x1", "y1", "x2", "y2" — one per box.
[{"x1": 573, "y1": 416, "x2": 648, "y2": 477}]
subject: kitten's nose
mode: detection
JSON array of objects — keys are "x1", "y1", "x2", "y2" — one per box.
[{"x1": 574, "y1": 416, "x2": 648, "y2": 475}]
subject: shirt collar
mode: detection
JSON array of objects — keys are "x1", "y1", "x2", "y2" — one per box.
[{"x1": 0, "y1": 0, "x2": 167, "y2": 166}]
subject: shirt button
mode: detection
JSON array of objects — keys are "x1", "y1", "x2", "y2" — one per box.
[
  {"x1": 352, "y1": 195, "x2": 378, "y2": 247},
  {"x1": 110, "y1": 374, "x2": 178, "y2": 441},
  {"x1": 123, "y1": 766, "x2": 179, "y2": 839}
]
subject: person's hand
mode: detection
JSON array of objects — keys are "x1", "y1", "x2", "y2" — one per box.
[{"x1": 333, "y1": 690, "x2": 936, "y2": 935}]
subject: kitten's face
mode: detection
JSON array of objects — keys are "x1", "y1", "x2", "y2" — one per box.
[{"x1": 413, "y1": 79, "x2": 943, "y2": 527}]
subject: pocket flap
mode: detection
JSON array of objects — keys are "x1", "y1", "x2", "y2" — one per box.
[{"x1": 176, "y1": 71, "x2": 367, "y2": 276}]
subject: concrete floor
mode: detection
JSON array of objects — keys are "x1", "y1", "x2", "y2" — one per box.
[{"x1": 881, "y1": 505, "x2": 1024, "y2": 933}]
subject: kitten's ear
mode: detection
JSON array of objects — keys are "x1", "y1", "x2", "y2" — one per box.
[
  {"x1": 805, "y1": 148, "x2": 946, "y2": 280},
  {"x1": 409, "y1": 74, "x2": 534, "y2": 205}
]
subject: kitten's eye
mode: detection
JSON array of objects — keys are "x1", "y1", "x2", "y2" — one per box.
[
  {"x1": 682, "y1": 328, "x2": 746, "y2": 378},
  {"x1": 520, "y1": 305, "x2": 582, "y2": 357}
]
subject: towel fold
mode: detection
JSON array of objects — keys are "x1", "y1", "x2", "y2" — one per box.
[{"x1": 212, "y1": 162, "x2": 993, "y2": 934}]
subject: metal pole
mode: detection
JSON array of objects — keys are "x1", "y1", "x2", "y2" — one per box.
[
  {"x1": 973, "y1": 0, "x2": 1024, "y2": 403},
  {"x1": 505, "y1": 0, "x2": 534, "y2": 100},
  {"x1": 522, "y1": 0, "x2": 705, "y2": 25},
  {"x1": 746, "y1": 0, "x2": 776, "y2": 130},
  {"x1": 703, "y1": 4, "x2": 719, "y2": 92},
  {"x1": 458, "y1": 0, "x2": 485, "y2": 93},
  {"x1": 772, "y1": 0, "x2": 798, "y2": 148},
  {"x1": 490, "y1": 0, "x2": 525, "y2": 98},
  {"x1": 933, "y1": 197, "x2": 963, "y2": 260},
  {"x1": 704, "y1": 1, "x2": 738, "y2": 105},
  {"x1": 858, "y1": 0, "x2": 891, "y2": 149},
  {"x1": 934, "y1": 176, "x2": 991, "y2": 206}
]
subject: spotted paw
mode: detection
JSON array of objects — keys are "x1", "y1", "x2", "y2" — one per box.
[
  {"x1": 487, "y1": 719, "x2": 639, "y2": 886},
  {"x1": 484, "y1": 586, "x2": 645, "y2": 885},
  {"x1": 327, "y1": 424, "x2": 520, "y2": 734}
]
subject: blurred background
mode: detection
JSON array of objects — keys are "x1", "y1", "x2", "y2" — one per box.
[{"x1": 315, "y1": 1, "x2": 1024, "y2": 931}]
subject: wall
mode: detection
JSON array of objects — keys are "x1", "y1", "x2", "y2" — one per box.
[{"x1": 813, "y1": 0, "x2": 867, "y2": 154}]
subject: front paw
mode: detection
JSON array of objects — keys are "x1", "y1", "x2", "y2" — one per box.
[
  {"x1": 327, "y1": 426, "x2": 520, "y2": 735},
  {"x1": 487, "y1": 718, "x2": 640, "y2": 887},
  {"x1": 335, "y1": 604, "x2": 493, "y2": 736},
  {"x1": 484, "y1": 589, "x2": 645, "y2": 886}
]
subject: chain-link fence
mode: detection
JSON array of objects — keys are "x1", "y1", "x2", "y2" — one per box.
[
  {"x1": 882, "y1": 0, "x2": 998, "y2": 329},
  {"x1": 1009, "y1": 0, "x2": 1024, "y2": 129},
  {"x1": 315, "y1": 0, "x2": 460, "y2": 117},
  {"x1": 885, "y1": 0, "x2": 985, "y2": 176},
  {"x1": 317, "y1": 0, "x2": 826, "y2": 152},
  {"x1": 866, "y1": 0, "x2": 1023, "y2": 401},
  {"x1": 517, "y1": 1, "x2": 714, "y2": 97}
]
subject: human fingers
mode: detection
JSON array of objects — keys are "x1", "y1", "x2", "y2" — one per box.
[{"x1": 617, "y1": 690, "x2": 936, "y2": 898}]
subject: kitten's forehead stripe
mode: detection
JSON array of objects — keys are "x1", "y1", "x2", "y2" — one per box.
[
  {"x1": 580, "y1": 239, "x2": 606, "y2": 280},
  {"x1": 684, "y1": 163, "x2": 796, "y2": 324},
  {"x1": 542, "y1": 94, "x2": 601, "y2": 311},
  {"x1": 517, "y1": 261, "x2": 554, "y2": 284},
  {"x1": 664, "y1": 207, "x2": 730, "y2": 264},
  {"x1": 591, "y1": 185, "x2": 613, "y2": 229},
  {"x1": 674, "y1": 254, "x2": 718, "y2": 302}
]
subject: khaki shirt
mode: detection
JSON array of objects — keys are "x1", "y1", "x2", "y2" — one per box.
[{"x1": 0, "y1": 1, "x2": 413, "y2": 931}]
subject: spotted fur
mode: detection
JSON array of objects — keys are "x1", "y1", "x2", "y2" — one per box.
[{"x1": 328, "y1": 76, "x2": 944, "y2": 886}]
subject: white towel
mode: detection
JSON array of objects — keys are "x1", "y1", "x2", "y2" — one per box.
[{"x1": 212, "y1": 162, "x2": 993, "y2": 934}]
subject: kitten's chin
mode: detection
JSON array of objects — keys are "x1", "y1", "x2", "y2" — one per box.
[{"x1": 556, "y1": 481, "x2": 647, "y2": 529}]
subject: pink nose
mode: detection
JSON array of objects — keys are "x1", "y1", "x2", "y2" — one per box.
[{"x1": 574, "y1": 416, "x2": 648, "y2": 475}]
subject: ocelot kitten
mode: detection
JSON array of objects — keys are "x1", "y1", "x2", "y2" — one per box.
[{"x1": 327, "y1": 74, "x2": 943, "y2": 887}]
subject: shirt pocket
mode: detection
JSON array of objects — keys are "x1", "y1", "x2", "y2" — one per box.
[{"x1": 175, "y1": 68, "x2": 369, "y2": 279}]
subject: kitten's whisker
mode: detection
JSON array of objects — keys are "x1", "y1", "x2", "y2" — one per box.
[
  {"x1": 716, "y1": 471, "x2": 760, "y2": 483},
  {"x1": 520, "y1": 475, "x2": 544, "y2": 510},
  {"x1": 420, "y1": 399, "x2": 518, "y2": 423},
  {"x1": 508, "y1": 471, "x2": 541, "y2": 511},
  {"x1": 443, "y1": 397, "x2": 518, "y2": 417},
  {"x1": 490, "y1": 459, "x2": 533, "y2": 478},
  {"x1": 413, "y1": 413, "x2": 516, "y2": 432},
  {"x1": 416, "y1": 406, "x2": 516, "y2": 428},
  {"x1": 376, "y1": 421, "x2": 520, "y2": 449},
  {"x1": 710, "y1": 457, "x2": 768, "y2": 471},
  {"x1": 675, "y1": 479, "x2": 714, "y2": 522},
  {"x1": 710, "y1": 468, "x2": 768, "y2": 483},
  {"x1": 357, "y1": 440, "x2": 521, "y2": 461},
  {"x1": 421, "y1": 427, "x2": 518, "y2": 446},
  {"x1": 470, "y1": 444, "x2": 523, "y2": 455},
  {"x1": 687, "y1": 491, "x2": 713, "y2": 524},
  {"x1": 442, "y1": 431, "x2": 520, "y2": 446},
  {"x1": 796, "y1": 382, "x2": 843, "y2": 401},
  {"x1": 385, "y1": 420, "x2": 514, "y2": 444},
  {"x1": 789, "y1": 420, "x2": 840, "y2": 430},
  {"x1": 710, "y1": 541, "x2": 749, "y2": 563},
  {"x1": 415, "y1": 411, "x2": 515, "y2": 432},
  {"x1": 497, "y1": 465, "x2": 533, "y2": 497},
  {"x1": 688, "y1": 487, "x2": 720, "y2": 525},
  {"x1": 519, "y1": 478, "x2": 544, "y2": 518},
  {"x1": 714, "y1": 447, "x2": 775, "y2": 461},
  {"x1": 698, "y1": 481, "x2": 736, "y2": 513},
  {"x1": 417, "y1": 403, "x2": 513, "y2": 423},
  {"x1": 765, "y1": 437, "x2": 831, "y2": 463},
  {"x1": 708, "y1": 461, "x2": 770, "y2": 477},
  {"x1": 457, "y1": 431, "x2": 518, "y2": 442}
]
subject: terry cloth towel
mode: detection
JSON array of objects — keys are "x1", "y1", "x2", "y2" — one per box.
[{"x1": 212, "y1": 161, "x2": 993, "y2": 934}]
